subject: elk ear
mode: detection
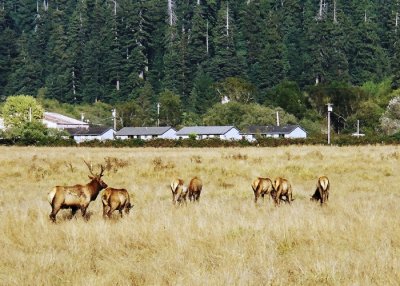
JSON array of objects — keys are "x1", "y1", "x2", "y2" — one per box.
[{"x1": 88, "y1": 175, "x2": 94, "y2": 180}]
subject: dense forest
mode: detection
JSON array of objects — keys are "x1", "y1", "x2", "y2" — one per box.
[{"x1": 1, "y1": 0, "x2": 400, "y2": 136}]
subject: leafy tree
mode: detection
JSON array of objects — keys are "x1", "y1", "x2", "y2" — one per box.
[
  {"x1": 158, "y1": 89, "x2": 182, "y2": 126},
  {"x1": 2, "y1": 95, "x2": 44, "y2": 128},
  {"x1": 380, "y1": 96, "x2": 400, "y2": 135},
  {"x1": 116, "y1": 99, "x2": 147, "y2": 128},
  {"x1": 202, "y1": 102, "x2": 297, "y2": 130},
  {"x1": 266, "y1": 81, "x2": 307, "y2": 119},
  {"x1": 345, "y1": 100, "x2": 383, "y2": 135},
  {"x1": 214, "y1": 77, "x2": 256, "y2": 104}
]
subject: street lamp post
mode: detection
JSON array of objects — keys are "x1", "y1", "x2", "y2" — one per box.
[{"x1": 327, "y1": 103, "x2": 333, "y2": 145}]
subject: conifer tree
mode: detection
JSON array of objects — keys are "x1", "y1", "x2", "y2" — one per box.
[{"x1": 209, "y1": 1, "x2": 244, "y2": 81}]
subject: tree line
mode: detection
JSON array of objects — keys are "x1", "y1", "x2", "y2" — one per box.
[{"x1": 1, "y1": 0, "x2": 400, "y2": 136}]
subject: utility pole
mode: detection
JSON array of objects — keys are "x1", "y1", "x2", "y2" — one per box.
[
  {"x1": 276, "y1": 111, "x2": 280, "y2": 126},
  {"x1": 327, "y1": 103, "x2": 333, "y2": 145},
  {"x1": 157, "y1": 103, "x2": 160, "y2": 127},
  {"x1": 112, "y1": 109, "x2": 117, "y2": 130},
  {"x1": 29, "y1": 107, "x2": 32, "y2": 122}
]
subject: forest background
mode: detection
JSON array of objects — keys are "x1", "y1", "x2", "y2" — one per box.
[{"x1": 2, "y1": 0, "x2": 400, "y2": 137}]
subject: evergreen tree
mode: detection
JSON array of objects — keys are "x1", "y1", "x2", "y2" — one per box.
[
  {"x1": 0, "y1": 10, "x2": 17, "y2": 97},
  {"x1": 258, "y1": 11, "x2": 288, "y2": 93},
  {"x1": 240, "y1": 0, "x2": 266, "y2": 89},
  {"x1": 4, "y1": 32, "x2": 42, "y2": 96},
  {"x1": 45, "y1": 9, "x2": 69, "y2": 102},
  {"x1": 188, "y1": 69, "x2": 216, "y2": 115},
  {"x1": 208, "y1": 1, "x2": 244, "y2": 82},
  {"x1": 188, "y1": 3, "x2": 208, "y2": 75}
]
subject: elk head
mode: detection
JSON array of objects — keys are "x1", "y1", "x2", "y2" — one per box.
[{"x1": 84, "y1": 160, "x2": 108, "y2": 189}]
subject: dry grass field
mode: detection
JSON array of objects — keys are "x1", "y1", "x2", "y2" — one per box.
[{"x1": 0, "y1": 145, "x2": 400, "y2": 285}]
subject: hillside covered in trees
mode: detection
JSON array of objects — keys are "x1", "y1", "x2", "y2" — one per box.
[{"x1": 1, "y1": 0, "x2": 400, "y2": 136}]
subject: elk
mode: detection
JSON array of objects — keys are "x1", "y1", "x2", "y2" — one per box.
[
  {"x1": 188, "y1": 177, "x2": 202, "y2": 202},
  {"x1": 311, "y1": 176, "x2": 330, "y2": 205},
  {"x1": 170, "y1": 178, "x2": 188, "y2": 205},
  {"x1": 271, "y1": 177, "x2": 294, "y2": 206},
  {"x1": 251, "y1": 177, "x2": 273, "y2": 204},
  {"x1": 47, "y1": 161, "x2": 107, "y2": 222},
  {"x1": 102, "y1": 187, "x2": 133, "y2": 218}
]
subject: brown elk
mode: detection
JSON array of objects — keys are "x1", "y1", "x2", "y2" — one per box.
[
  {"x1": 47, "y1": 161, "x2": 107, "y2": 222},
  {"x1": 311, "y1": 176, "x2": 330, "y2": 205},
  {"x1": 101, "y1": 187, "x2": 133, "y2": 218},
  {"x1": 271, "y1": 177, "x2": 294, "y2": 206},
  {"x1": 188, "y1": 177, "x2": 202, "y2": 202},
  {"x1": 251, "y1": 177, "x2": 273, "y2": 204},
  {"x1": 170, "y1": 178, "x2": 188, "y2": 205}
]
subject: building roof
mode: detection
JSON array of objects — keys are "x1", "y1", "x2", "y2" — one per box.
[
  {"x1": 242, "y1": 125, "x2": 306, "y2": 134},
  {"x1": 44, "y1": 112, "x2": 88, "y2": 126},
  {"x1": 176, "y1": 126, "x2": 237, "y2": 136},
  {"x1": 115, "y1": 126, "x2": 174, "y2": 136},
  {"x1": 65, "y1": 126, "x2": 113, "y2": 136}
]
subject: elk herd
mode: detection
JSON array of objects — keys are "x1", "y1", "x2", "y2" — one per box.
[{"x1": 47, "y1": 161, "x2": 330, "y2": 223}]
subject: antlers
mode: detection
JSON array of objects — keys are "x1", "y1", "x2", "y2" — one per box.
[{"x1": 84, "y1": 160, "x2": 105, "y2": 177}]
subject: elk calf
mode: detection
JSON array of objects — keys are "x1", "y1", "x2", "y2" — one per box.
[
  {"x1": 271, "y1": 177, "x2": 293, "y2": 206},
  {"x1": 311, "y1": 176, "x2": 330, "y2": 205},
  {"x1": 188, "y1": 177, "x2": 202, "y2": 202},
  {"x1": 101, "y1": 187, "x2": 133, "y2": 218},
  {"x1": 48, "y1": 162, "x2": 107, "y2": 222},
  {"x1": 170, "y1": 178, "x2": 188, "y2": 205},
  {"x1": 251, "y1": 177, "x2": 273, "y2": 204}
]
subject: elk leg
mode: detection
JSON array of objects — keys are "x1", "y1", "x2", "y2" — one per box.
[
  {"x1": 70, "y1": 207, "x2": 78, "y2": 219},
  {"x1": 81, "y1": 207, "x2": 88, "y2": 220},
  {"x1": 49, "y1": 205, "x2": 61, "y2": 222},
  {"x1": 254, "y1": 191, "x2": 259, "y2": 204},
  {"x1": 319, "y1": 188, "x2": 324, "y2": 204},
  {"x1": 275, "y1": 191, "x2": 281, "y2": 206},
  {"x1": 103, "y1": 205, "x2": 110, "y2": 218},
  {"x1": 119, "y1": 209, "x2": 123, "y2": 218}
]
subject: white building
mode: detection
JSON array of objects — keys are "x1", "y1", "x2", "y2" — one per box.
[
  {"x1": 115, "y1": 126, "x2": 177, "y2": 140},
  {"x1": 242, "y1": 125, "x2": 307, "y2": 141},
  {"x1": 176, "y1": 126, "x2": 241, "y2": 140},
  {"x1": 43, "y1": 112, "x2": 89, "y2": 129},
  {"x1": 65, "y1": 126, "x2": 114, "y2": 143}
]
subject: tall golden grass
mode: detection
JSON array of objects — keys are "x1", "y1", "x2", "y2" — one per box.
[{"x1": 0, "y1": 145, "x2": 400, "y2": 285}]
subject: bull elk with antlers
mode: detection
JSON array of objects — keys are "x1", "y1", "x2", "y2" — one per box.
[
  {"x1": 47, "y1": 161, "x2": 107, "y2": 222},
  {"x1": 251, "y1": 177, "x2": 273, "y2": 204},
  {"x1": 271, "y1": 177, "x2": 294, "y2": 206},
  {"x1": 311, "y1": 176, "x2": 330, "y2": 205},
  {"x1": 170, "y1": 178, "x2": 188, "y2": 205},
  {"x1": 102, "y1": 187, "x2": 133, "y2": 218}
]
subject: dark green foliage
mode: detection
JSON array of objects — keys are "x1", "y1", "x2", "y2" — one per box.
[{"x1": 0, "y1": 0, "x2": 400, "y2": 137}]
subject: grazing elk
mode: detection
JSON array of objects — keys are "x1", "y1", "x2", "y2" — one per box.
[
  {"x1": 271, "y1": 177, "x2": 294, "y2": 206},
  {"x1": 102, "y1": 187, "x2": 133, "y2": 218},
  {"x1": 311, "y1": 176, "x2": 330, "y2": 205},
  {"x1": 47, "y1": 161, "x2": 107, "y2": 222},
  {"x1": 170, "y1": 178, "x2": 188, "y2": 205},
  {"x1": 188, "y1": 177, "x2": 202, "y2": 202},
  {"x1": 251, "y1": 177, "x2": 273, "y2": 204}
]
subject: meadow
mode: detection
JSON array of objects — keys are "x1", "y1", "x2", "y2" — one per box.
[{"x1": 0, "y1": 145, "x2": 399, "y2": 286}]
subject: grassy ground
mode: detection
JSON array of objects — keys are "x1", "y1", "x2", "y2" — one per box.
[{"x1": 0, "y1": 145, "x2": 399, "y2": 285}]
